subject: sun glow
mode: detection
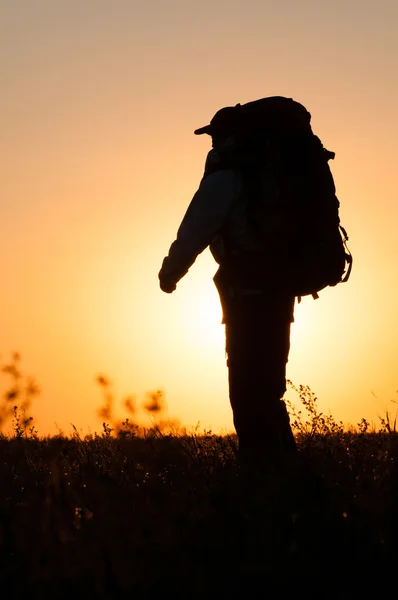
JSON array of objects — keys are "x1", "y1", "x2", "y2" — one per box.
[{"x1": 177, "y1": 278, "x2": 224, "y2": 354}]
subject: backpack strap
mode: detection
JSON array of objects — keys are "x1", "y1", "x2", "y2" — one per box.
[{"x1": 339, "y1": 225, "x2": 353, "y2": 283}]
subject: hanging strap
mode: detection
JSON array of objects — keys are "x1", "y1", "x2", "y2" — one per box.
[{"x1": 339, "y1": 225, "x2": 353, "y2": 283}]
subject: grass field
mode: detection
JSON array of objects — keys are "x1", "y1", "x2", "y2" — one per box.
[
  {"x1": 1, "y1": 358, "x2": 398, "y2": 597},
  {"x1": 1, "y1": 422, "x2": 398, "y2": 597}
]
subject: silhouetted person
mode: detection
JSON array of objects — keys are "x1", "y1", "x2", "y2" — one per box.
[{"x1": 159, "y1": 101, "x2": 302, "y2": 470}]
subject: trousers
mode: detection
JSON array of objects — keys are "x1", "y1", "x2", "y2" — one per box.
[{"x1": 224, "y1": 291, "x2": 297, "y2": 463}]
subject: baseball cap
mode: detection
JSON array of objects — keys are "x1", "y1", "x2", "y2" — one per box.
[{"x1": 194, "y1": 105, "x2": 241, "y2": 136}]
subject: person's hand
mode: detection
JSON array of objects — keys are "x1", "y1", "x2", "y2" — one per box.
[
  {"x1": 158, "y1": 262, "x2": 177, "y2": 293},
  {"x1": 159, "y1": 278, "x2": 176, "y2": 294}
]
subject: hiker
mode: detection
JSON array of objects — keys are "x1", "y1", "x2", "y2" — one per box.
[{"x1": 158, "y1": 97, "x2": 351, "y2": 468}]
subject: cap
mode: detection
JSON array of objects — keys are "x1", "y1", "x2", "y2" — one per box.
[{"x1": 194, "y1": 105, "x2": 241, "y2": 136}]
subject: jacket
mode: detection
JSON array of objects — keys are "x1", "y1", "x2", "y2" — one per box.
[{"x1": 159, "y1": 164, "x2": 267, "y2": 292}]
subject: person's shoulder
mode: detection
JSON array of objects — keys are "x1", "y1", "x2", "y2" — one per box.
[
  {"x1": 200, "y1": 168, "x2": 241, "y2": 189},
  {"x1": 198, "y1": 170, "x2": 242, "y2": 205}
]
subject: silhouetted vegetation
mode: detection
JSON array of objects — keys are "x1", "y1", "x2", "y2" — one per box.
[{"x1": 0, "y1": 355, "x2": 397, "y2": 597}]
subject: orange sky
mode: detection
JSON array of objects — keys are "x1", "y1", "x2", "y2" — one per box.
[{"x1": 1, "y1": 1, "x2": 398, "y2": 435}]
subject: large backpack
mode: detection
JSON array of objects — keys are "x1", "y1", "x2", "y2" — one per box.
[{"x1": 209, "y1": 97, "x2": 352, "y2": 300}]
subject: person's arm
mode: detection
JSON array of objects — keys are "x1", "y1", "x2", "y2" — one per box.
[{"x1": 159, "y1": 170, "x2": 242, "y2": 293}]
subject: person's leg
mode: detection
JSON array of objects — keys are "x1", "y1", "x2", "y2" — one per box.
[{"x1": 225, "y1": 292, "x2": 296, "y2": 467}]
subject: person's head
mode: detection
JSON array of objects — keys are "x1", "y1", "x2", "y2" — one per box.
[{"x1": 194, "y1": 105, "x2": 241, "y2": 150}]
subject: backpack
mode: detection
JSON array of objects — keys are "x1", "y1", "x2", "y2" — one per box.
[{"x1": 210, "y1": 96, "x2": 352, "y2": 300}]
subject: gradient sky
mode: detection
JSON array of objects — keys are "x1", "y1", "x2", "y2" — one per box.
[{"x1": 1, "y1": 0, "x2": 398, "y2": 435}]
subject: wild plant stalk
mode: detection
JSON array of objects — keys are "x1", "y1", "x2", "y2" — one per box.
[{"x1": 0, "y1": 353, "x2": 39, "y2": 438}]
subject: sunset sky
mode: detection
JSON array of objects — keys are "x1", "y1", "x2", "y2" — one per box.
[{"x1": 1, "y1": 0, "x2": 398, "y2": 435}]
